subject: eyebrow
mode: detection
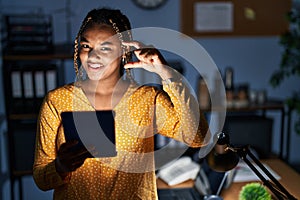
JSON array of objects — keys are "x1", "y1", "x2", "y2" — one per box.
[
  {"x1": 80, "y1": 36, "x2": 88, "y2": 42},
  {"x1": 101, "y1": 41, "x2": 113, "y2": 46},
  {"x1": 80, "y1": 36, "x2": 114, "y2": 46}
]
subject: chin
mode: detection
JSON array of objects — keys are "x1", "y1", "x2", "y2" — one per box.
[{"x1": 86, "y1": 72, "x2": 104, "y2": 81}]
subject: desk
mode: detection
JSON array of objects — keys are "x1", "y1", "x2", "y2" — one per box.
[{"x1": 157, "y1": 159, "x2": 300, "y2": 199}]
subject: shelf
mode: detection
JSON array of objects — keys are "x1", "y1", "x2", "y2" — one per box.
[
  {"x1": 202, "y1": 99, "x2": 284, "y2": 113},
  {"x1": 2, "y1": 44, "x2": 73, "y2": 61}
]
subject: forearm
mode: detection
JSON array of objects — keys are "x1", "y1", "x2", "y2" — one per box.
[
  {"x1": 33, "y1": 94, "x2": 70, "y2": 190},
  {"x1": 158, "y1": 79, "x2": 210, "y2": 147}
]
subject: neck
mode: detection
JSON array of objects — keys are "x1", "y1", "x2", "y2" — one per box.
[
  {"x1": 81, "y1": 76, "x2": 129, "y2": 110},
  {"x1": 87, "y1": 76, "x2": 120, "y2": 95}
]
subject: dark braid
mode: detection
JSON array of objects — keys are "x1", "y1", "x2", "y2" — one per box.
[
  {"x1": 74, "y1": 17, "x2": 92, "y2": 78},
  {"x1": 73, "y1": 8, "x2": 134, "y2": 82}
]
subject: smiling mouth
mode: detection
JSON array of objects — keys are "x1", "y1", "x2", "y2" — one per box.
[{"x1": 88, "y1": 62, "x2": 104, "y2": 69}]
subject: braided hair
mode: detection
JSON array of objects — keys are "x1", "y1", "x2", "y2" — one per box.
[{"x1": 74, "y1": 8, "x2": 134, "y2": 82}]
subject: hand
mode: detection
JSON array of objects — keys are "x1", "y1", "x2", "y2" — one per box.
[
  {"x1": 55, "y1": 140, "x2": 92, "y2": 175},
  {"x1": 122, "y1": 41, "x2": 173, "y2": 80}
]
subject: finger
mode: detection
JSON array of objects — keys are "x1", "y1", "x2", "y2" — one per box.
[
  {"x1": 122, "y1": 41, "x2": 144, "y2": 50},
  {"x1": 143, "y1": 54, "x2": 159, "y2": 62},
  {"x1": 58, "y1": 144, "x2": 85, "y2": 163},
  {"x1": 59, "y1": 140, "x2": 78, "y2": 153},
  {"x1": 70, "y1": 160, "x2": 85, "y2": 171},
  {"x1": 122, "y1": 42, "x2": 158, "y2": 63},
  {"x1": 124, "y1": 61, "x2": 152, "y2": 69},
  {"x1": 138, "y1": 47, "x2": 157, "y2": 56},
  {"x1": 68, "y1": 149, "x2": 93, "y2": 171},
  {"x1": 73, "y1": 150, "x2": 93, "y2": 164},
  {"x1": 75, "y1": 146, "x2": 93, "y2": 158},
  {"x1": 69, "y1": 156, "x2": 88, "y2": 170},
  {"x1": 86, "y1": 145, "x2": 98, "y2": 156},
  {"x1": 58, "y1": 147, "x2": 90, "y2": 171},
  {"x1": 122, "y1": 41, "x2": 156, "y2": 56}
]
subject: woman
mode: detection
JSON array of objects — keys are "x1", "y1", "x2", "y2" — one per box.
[{"x1": 33, "y1": 7, "x2": 209, "y2": 199}]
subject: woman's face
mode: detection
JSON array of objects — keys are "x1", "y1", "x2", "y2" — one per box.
[{"x1": 79, "y1": 24, "x2": 122, "y2": 81}]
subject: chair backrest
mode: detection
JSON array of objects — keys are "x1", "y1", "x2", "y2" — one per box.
[
  {"x1": 223, "y1": 115, "x2": 273, "y2": 159},
  {"x1": 3, "y1": 62, "x2": 58, "y2": 175}
]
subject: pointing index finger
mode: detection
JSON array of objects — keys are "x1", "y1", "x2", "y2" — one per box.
[{"x1": 122, "y1": 41, "x2": 144, "y2": 50}]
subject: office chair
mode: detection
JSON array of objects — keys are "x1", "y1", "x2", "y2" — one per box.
[{"x1": 223, "y1": 114, "x2": 274, "y2": 159}]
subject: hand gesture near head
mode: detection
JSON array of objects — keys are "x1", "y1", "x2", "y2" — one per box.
[{"x1": 122, "y1": 41, "x2": 173, "y2": 81}]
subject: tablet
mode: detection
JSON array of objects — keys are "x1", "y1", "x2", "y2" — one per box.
[{"x1": 61, "y1": 110, "x2": 117, "y2": 158}]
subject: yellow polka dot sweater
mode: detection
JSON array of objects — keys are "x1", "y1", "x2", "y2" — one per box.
[{"x1": 33, "y1": 80, "x2": 209, "y2": 200}]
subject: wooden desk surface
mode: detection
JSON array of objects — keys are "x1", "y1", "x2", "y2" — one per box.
[{"x1": 157, "y1": 159, "x2": 300, "y2": 199}]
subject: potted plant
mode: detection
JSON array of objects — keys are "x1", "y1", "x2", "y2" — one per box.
[
  {"x1": 239, "y1": 183, "x2": 272, "y2": 200},
  {"x1": 269, "y1": 8, "x2": 300, "y2": 134}
]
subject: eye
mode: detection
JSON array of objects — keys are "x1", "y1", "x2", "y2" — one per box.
[
  {"x1": 80, "y1": 44, "x2": 92, "y2": 51},
  {"x1": 100, "y1": 46, "x2": 112, "y2": 52}
]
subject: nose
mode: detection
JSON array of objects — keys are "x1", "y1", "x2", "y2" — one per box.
[{"x1": 88, "y1": 48, "x2": 101, "y2": 59}]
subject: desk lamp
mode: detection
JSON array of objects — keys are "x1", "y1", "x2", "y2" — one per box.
[{"x1": 207, "y1": 132, "x2": 297, "y2": 200}]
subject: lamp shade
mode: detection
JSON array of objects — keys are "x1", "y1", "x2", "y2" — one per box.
[{"x1": 207, "y1": 132, "x2": 239, "y2": 172}]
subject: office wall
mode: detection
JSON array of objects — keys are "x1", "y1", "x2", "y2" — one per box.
[{"x1": 0, "y1": 0, "x2": 299, "y2": 199}]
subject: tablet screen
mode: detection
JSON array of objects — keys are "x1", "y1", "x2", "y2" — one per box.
[{"x1": 61, "y1": 110, "x2": 117, "y2": 157}]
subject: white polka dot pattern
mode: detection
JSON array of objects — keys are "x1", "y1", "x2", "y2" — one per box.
[{"x1": 33, "y1": 82, "x2": 209, "y2": 200}]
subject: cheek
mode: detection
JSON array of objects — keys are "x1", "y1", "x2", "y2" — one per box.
[
  {"x1": 103, "y1": 52, "x2": 122, "y2": 65},
  {"x1": 79, "y1": 52, "x2": 89, "y2": 67},
  {"x1": 111, "y1": 57, "x2": 122, "y2": 67},
  {"x1": 79, "y1": 52, "x2": 88, "y2": 62}
]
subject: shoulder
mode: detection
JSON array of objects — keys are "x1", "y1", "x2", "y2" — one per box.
[{"x1": 45, "y1": 83, "x2": 77, "y2": 102}]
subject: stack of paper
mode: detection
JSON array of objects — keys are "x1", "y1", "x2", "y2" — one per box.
[{"x1": 233, "y1": 161, "x2": 281, "y2": 182}]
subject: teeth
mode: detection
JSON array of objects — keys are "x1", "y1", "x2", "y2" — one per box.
[{"x1": 89, "y1": 63, "x2": 102, "y2": 68}]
